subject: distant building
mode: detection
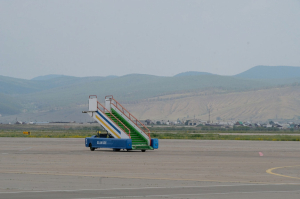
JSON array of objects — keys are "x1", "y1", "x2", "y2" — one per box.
[
  {"x1": 140, "y1": 120, "x2": 147, "y2": 125},
  {"x1": 186, "y1": 119, "x2": 201, "y2": 126},
  {"x1": 234, "y1": 121, "x2": 243, "y2": 126},
  {"x1": 140, "y1": 119, "x2": 153, "y2": 125},
  {"x1": 145, "y1": 119, "x2": 152, "y2": 125},
  {"x1": 255, "y1": 123, "x2": 261, "y2": 127}
]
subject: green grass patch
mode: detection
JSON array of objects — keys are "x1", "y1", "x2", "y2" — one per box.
[
  {"x1": 1, "y1": 129, "x2": 300, "y2": 141},
  {"x1": 0, "y1": 130, "x2": 94, "y2": 138},
  {"x1": 149, "y1": 127, "x2": 300, "y2": 134},
  {"x1": 151, "y1": 132, "x2": 300, "y2": 141}
]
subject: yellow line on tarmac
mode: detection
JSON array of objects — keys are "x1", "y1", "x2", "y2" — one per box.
[{"x1": 266, "y1": 165, "x2": 300, "y2": 180}]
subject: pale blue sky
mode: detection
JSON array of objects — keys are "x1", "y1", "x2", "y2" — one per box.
[{"x1": 1, "y1": 0, "x2": 300, "y2": 79}]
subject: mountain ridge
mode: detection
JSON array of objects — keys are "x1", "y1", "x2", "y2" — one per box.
[
  {"x1": 31, "y1": 74, "x2": 66, "y2": 81},
  {"x1": 26, "y1": 65, "x2": 300, "y2": 80},
  {"x1": 1, "y1": 65, "x2": 300, "y2": 120},
  {"x1": 174, "y1": 71, "x2": 213, "y2": 77},
  {"x1": 234, "y1": 65, "x2": 300, "y2": 79}
]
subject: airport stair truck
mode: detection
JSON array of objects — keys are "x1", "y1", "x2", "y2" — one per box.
[{"x1": 83, "y1": 95, "x2": 159, "y2": 152}]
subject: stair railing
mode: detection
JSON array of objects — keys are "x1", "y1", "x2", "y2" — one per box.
[
  {"x1": 105, "y1": 96, "x2": 151, "y2": 141},
  {"x1": 97, "y1": 101, "x2": 131, "y2": 138}
]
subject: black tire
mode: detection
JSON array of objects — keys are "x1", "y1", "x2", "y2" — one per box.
[
  {"x1": 89, "y1": 144, "x2": 95, "y2": 151},
  {"x1": 141, "y1": 150, "x2": 146, "y2": 152},
  {"x1": 113, "y1": 149, "x2": 120, "y2": 152}
]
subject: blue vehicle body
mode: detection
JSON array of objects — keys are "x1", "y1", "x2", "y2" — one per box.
[
  {"x1": 85, "y1": 136, "x2": 159, "y2": 151},
  {"x1": 151, "y1": 138, "x2": 159, "y2": 149},
  {"x1": 85, "y1": 136, "x2": 132, "y2": 149}
]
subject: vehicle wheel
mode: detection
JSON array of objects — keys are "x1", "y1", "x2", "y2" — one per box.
[
  {"x1": 141, "y1": 150, "x2": 146, "y2": 152},
  {"x1": 89, "y1": 144, "x2": 95, "y2": 151},
  {"x1": 113, "y1": 149, "x2": 120, "y2": 152}
]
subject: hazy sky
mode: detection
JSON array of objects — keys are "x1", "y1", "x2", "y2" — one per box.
[{"x1": 1, "y1": 0, "x2": 300, "y2": 79}]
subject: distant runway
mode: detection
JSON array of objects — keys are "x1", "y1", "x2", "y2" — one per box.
[{"x1": 1, "y1": 138, "x2": 300, "y2": 198}]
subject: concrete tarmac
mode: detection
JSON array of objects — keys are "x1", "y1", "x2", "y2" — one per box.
[
  {"x1": 1, "y1": 184, "x2": 300, "y2": 199},
  {"x1": 1, "y1": 138, "x2": 300, "y2": 199}
]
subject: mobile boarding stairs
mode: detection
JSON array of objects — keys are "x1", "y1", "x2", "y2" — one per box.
[{"x1": 83, "y1": 95, "x2": 159, "y2": 152}]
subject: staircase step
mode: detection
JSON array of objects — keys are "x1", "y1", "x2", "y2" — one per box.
[
  {"x1": 131, "y1": 138, "x2": 144, "y2": 140},
  {"x1": 132, "y1": 141, "x2": 145, "y2": 143},
  {"x1": 132, "y1": 145, "x2": 153, "y2": 150},
  {"x1": 107, "y1": 108, "x2": 151, "y2": 148},
  {"x1": 131, "y1": 137, "x2": 145, "y2": 140}
]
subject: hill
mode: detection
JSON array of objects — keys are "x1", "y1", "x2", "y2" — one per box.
[
  {"x1": 2, "y1": 66, "x2": 300, "y2": 121},
  {"x1": 31, "y1": 74, "x2": 66, "y2": 81},
  {"x1": 174, "y1": 71, "x2": 213, "y2": 77},
  {"x1": 17, "y1": 74, "x2": 275, "y2": 112},
  {"x1": 0, "y1": 75, "x2": 116, "y2": 95},
  {"x1": 0, "y1": 75, "x2": 43, "y2": 94},
  {"x1": 235, "y1": 65, "x2": 300, "y2": 79},
  {"x1": 122, "y1": 86, "x2": 300, "y2": 122},
  {"x1": 0, "y1": 93, "x2": 22, "y2": 115},
  {"x1": 2, "y1": 86, "x2": 300, "y2": 123}
]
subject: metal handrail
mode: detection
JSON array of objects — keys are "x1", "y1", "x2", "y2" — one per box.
[
  {"x1": 106, "y1": 96, "x2": 151, "y2": 140},
  {"x1": 89, "y1": 95, "x2": 97, "y2": 99},
  {"x1": 97, "y1": 101, "x2": 131, "y2": 138},
  {"x1": 105, "y1": 95, "x2": 113, "y2": 99}
]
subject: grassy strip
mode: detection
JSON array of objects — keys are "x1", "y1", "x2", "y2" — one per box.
[
  {"x1": 1, "y1": 131, "x2": 300, "y2": 141},
  {"x1": 149, "y1": 129, "x2": 300, "y2": 134},
  {"x1": 0, "y1": 130, "x2": 94, "y2": 138},
  {"x1": 151, "y1": 133, "x2": 300, "y2": 141},
  {"x1": 148, "y1": 126, "x2": 300, "y2": 133}
]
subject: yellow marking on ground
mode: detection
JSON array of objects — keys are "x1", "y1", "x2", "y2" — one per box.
[
  {"x1": 266, "y1": 165, "x2": 300, "y2": 180},
  {"x1": 0, "y1": 170, "x2": 294, "y2": 185},
  {"x1": 95, "y1": 114, "x2": 120, "y2": 138}
]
